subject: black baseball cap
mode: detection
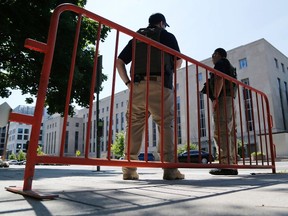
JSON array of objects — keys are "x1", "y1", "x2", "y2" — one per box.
[{"x1": 148, "y1": 13, "x2": 170, "y2": 27}]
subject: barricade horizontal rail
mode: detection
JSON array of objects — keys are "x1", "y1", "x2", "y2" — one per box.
[{"x1": 6, "y1": 3, "x2": 275, "y2": 197}]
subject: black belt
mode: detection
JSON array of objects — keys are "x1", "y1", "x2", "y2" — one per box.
[{"x1": 144, "y1": 76, "x2": 161, "y2": 81}]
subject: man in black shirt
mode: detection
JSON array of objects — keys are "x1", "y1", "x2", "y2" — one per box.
[
  {"x1": 116, "y1": 13, "x2": 184, "y2": 180},
  {"x1": 209, "y1": 48, "x2": 238, "y2": 175}
]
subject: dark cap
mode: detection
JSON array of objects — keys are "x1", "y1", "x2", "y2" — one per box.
[
  {"x1": 149, "y1": 13, "x2": 170, "y2": 27},
  {"x1": 214, "y1": 48, "x2": 227, "y2": 58}
]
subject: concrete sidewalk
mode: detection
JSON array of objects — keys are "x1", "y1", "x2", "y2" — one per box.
[{"x1": 0, "y1": 163, "x2": 288, "y2": 216}]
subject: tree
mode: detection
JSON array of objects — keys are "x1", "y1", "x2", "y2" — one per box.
[
  {"x1": 0, "y1": 0, "x2": 110, "y2": 115},
  {"x1": 8, "y1": 153, "x2": 17, "y2": 160},
  {"x1": 17, "y1": 150, "x2": 26, "y2": 161},
  {"x1": 111, "y1": 131, "x2": 125, "y2": 158}
]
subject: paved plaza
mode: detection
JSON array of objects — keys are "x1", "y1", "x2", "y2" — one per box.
[{"x1": 0, "y1": 162, "x2": 288, "y2": 216}]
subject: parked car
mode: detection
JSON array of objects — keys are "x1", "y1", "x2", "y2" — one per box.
[
  {"x1": 138, "y1": 153, "x2": 155, "y2": 161},
  {"x1": 8, "y1": 160, "x2": 19, "y2": 165},
  {"x1": 178, "y1": 150, "x2": 214, "y2": 164},
  {"x1": 0, "y1": 159, "x2": 9, "y2": 168},
  {"x1": 18, "y1": 160, "x2": 26, "y2": 165}
]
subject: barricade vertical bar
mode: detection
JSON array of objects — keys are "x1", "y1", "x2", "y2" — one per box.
[
  {"x1": 265, "y1": 95, "x2": 276, "y2": 173},
  {"x1": 222, "y1": 80, "x2": 230, "y2": 164},
  {"x1": 205, "y1": 69, "x2": 213, "y2": 162},
  {"x1": 244, "y1": 87, "x2": 252, "y2": 164},
  {"x1": 255, "y1": 93, "x2": 264, "y2": 164},
  {"x1": 125, "y1": 38, "x2": 137, "y2": 161},
  {"x1": 250, "y1": 91, "x2": 259, "y2": 164},
  {"x1": 107, "y1": 30, "x2": 120, "y2": 160},
  {"x1": 196, "y1": 66, "x2": 201, "y2": 162},
  {"x1": 231, "y1": 82, "x2": 237, "y2": 164},
  {"x1": 215, "y1": 83, "x2": 221, "y2": 163},
  {"x1": 144, "y1": 45, "x2": 151, "y2": 161},
  {"x1": 238, "y1": 85, "x2": 245, "y2": 163},
  {"x1": 160, "y1": 51, "x2": 165, "y2": 163},
  {"x1": 261, "y1": 95, "x2": 269, "y2": 164},
  {"x1": 173, "y1": 56, "x2": 178, "y2": 162},
  {"x1": 85, "y1": 22, "x2": 102, "y2": 158},
  {"x1": 60, "y1": 14, "x2": 83, "y2": 157},
  {"x1": 185, "y1": 61, "x2": 191, "y2": 162}
]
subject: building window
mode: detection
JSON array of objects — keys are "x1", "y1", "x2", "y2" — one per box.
[
  {"x1": 198, "y1": 72, "x2": 203, "y2": 82},
  {"x1": 285, "y1": 82, "x2": 288, "y2": 107},
  {"x1": 116, "y1": 103, "x2": 118, "y2": 109},
  {"x1": 176, "y1": 96, "x2": 182, "y2": 144},
  {"x1": 18, "y1": 128, "x2": 23, "y2": 133},
  {"x1": 278, "y1": 78, "x2": 286, "y2": 130},
  {"x1": 121, "y1": 112, "x2": 124, "y2": 131},
  {"x1": 115, "y1": 113, "x2": 119, "y2": 133},
  {"x1": 24, "y1": 129, "x2": 29, "y2": 134},
  {"x1": 199, "y1": 92, "x2": 206, "y2": 137},
  {"x1": 274, "y1": 58, "x2": 279, "y2": 68},
  {"x1": 281, "y1": 63, "x2": 285, "y2": 73},
  {"x1": 75, "y1": 131, "x2": 79, "y2": 151},
  {"x1": 242, "y1": 78, "x2": 253, "y2": 131},
  {"x1": 65, "y1": 131, "x2": 69, "y2": 153},
  {"x1": 75, "y1": 122, "x2": 79, "y2": 127},
  {"x1": 152, "y1": 121, "x2": 157, "y2": 146},
  {"x1": 239, "y1": 58, "x2": 248, "y2": 69}
]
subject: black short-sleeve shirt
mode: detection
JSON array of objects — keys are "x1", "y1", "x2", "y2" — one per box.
[
  {"x1": 213, "y1": 58, "x2": 235, "y2": 97},
  {"x1": 118, "y1": 29, "x2": 180, "y2": 64},
  {"x1": 118, "y1": 28, "x2": 181, "y2": 89}
]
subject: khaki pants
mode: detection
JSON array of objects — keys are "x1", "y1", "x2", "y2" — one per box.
[
  {"x1": 213, "y1": 96, "x2": 237, "y2": 164},
  {"x1": 123, "y1": 80, "x2": 175, "y2": 174}
]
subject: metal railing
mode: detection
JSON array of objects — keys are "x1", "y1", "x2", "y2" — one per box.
[{"x1": 6, "y1": 3, "x2": 275, "y2": 198}]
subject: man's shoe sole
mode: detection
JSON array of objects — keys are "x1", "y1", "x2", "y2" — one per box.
[{"x1": 209, "y1": 169, "x2": 238, "y2": 175}]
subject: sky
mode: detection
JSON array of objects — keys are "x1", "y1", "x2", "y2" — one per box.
[{"x1": 1, "y1": 0, "x2": 288, "y2": 109}]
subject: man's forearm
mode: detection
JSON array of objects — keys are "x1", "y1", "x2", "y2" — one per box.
[{"x1": 116, "y1": 58, "x2": 130, "y2": 84}]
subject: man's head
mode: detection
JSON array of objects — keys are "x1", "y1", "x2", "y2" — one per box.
[
  {"x1": 212, "y1": 48, "x2": 227, "y2": 64},
  {"x1": 148, "y1": 13, "x2": 169, "y2": 28}
]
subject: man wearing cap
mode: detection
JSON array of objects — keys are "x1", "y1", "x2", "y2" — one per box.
[
  {"x1": 116, "y1": 13, "x2": 184, "y2": 180},
  {"x1": 209, "y1": 48, "x2": 238, "y2": 175}
]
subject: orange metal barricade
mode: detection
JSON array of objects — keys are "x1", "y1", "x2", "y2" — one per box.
[{"x1": 6, "y1": 4, "x2": 275, "y2": 198}]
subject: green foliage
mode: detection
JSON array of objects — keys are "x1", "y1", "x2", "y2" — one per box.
[
  {"x1": 75, "y1": 150, "x2": 81, "y2": 157},
  {"x1": 17, "y1": 150, "x2": 26, "y2": 161},
  {"x1": 0, "y1": 0, "x2": 111, "y2": 115},
  {"x1": 177, "y1": 142, "x2": 198, "y2": 154},
  {"x1": 251, "y1": 152, "x2": 265, "y2": 157},
  {"x1": 8, "y1": 153, "x2": 17, "y2": 160},
  {"x1": 111, "y1": 131, "x2": 125, "y2": 158},
  {"x1": 237, "y1": 139, "x2": 246, "y2": 158},
  {"x1": 37, "y1": 145, "x2": 44, "y2": 156}
]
